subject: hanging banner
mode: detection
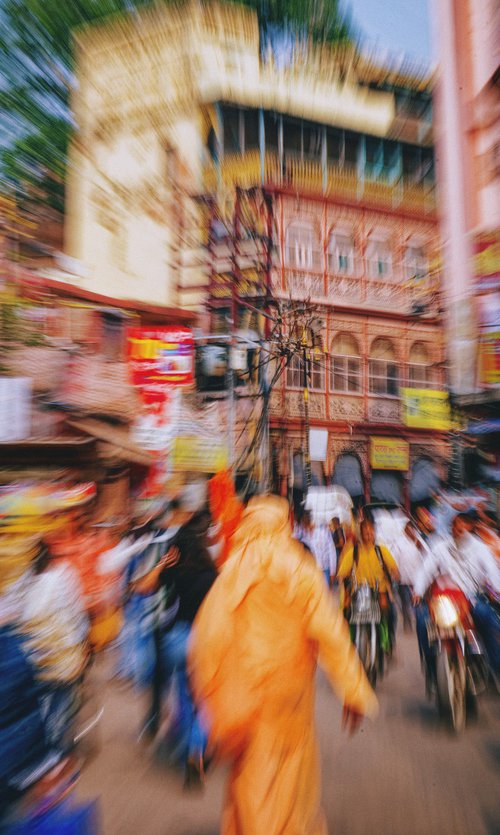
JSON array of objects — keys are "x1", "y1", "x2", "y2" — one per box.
[
  {"x1": 127, "y1": 327, "x2": 194, "y2": 390},
  {"x1": 309, "y1": 429, "x2": 328, "y2": 462},
  {"x1": 401, "y1": 388, "x2": 453, "y2": 430},
  {"x1": 131, "y1": 388, "x2": 181, "y2": 452},
  {"x1": 473, "y1": 229, "x2": 500, "y2": 291},
  {"x1": 171, "y1": 399, "x2": 229, "y2": 473},
  {"x1": 171, "y1": 436, "x2": 229, "y2": 473},
  {"x1": 370, "y1": 437, "x2": 409, "y2": 471}
]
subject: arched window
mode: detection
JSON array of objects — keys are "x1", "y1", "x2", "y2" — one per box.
[
  {"x1": 285, "y1": 222, "x2": 319, "y2": 269},
  {"x1": 328, "y1": 231, "x2": 355, "y2": 275},
  {"x1": 286, "y1": 352, "x2": 303, "y2": 389},
  {"x1": 332, "y1": 454, "x2": 364, "y2": 501},
  {"x1": 410, "y1": 458, "x2": 440, "y2": 503},
  {"x1": 408, "y1": 342, "x2": 432, "y2": 388},
  {"x1": 286, "y1": 347, "x2": 325, "y2": 391},
  {"x1": 369, "y1": 338, "x2": 398, "y2": 396},
  {"x1": 330, "y1": 333, "x2": 362, "y2": 393},
  {"x1": 366, "y1": 236, "x2": 393, "y2": 280},
  {"x1": 404, "y1": 244, "x2": 428, "y2": 281}
]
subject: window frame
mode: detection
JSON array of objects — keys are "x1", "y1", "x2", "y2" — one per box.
[
  {"x1": 404, "y1": 245, "x2": 428, "y2": 281},
  {"x1": 366, "y1": 238, "x2": 393, "y2": 280},
  {"x1": 285, "y1": 222, "x2": 318, "y2": 270},
  {"x1": 285, "y1": 351, "x2": 325, "y2": 392},
  {"x1": 407, "y1": 362, "x2": 432, "y2": 389},
  {"x1": 328, "y1": 232, "x2": 355, "y2": 276},
  {"x1": 330, "y1": 354, "x2": 362, "y2": 394},
  {"x1": 286, "y1": 352, "x2": 303, "y2": 389},
  {"x1": 369, "y1": 358, "x2": 399, "y2": 397}
]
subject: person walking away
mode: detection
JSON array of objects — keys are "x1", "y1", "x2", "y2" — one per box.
[
  {"x1": 330, "y1": 516, "x2": 346, "y2": 578},
  {"x1": 309, "y1": 517, "x2": 337, "y2": 588},
  {"x1": 134, "y1": 501, "x2": 217, "y2": 788},
  {"x1": 337, "y1": 519, "x2": 400, "y2": 653},
  {"x1": 293, "y1": 508, "x2": 312, "y2": 548},
  {"x1": 189, "y1": 496, "x2": 377, "y2": 834}
]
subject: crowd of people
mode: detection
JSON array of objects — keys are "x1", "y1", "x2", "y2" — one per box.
[
  {"x1": 1, "y1": 476, "x2": 499, "y2": 832},
  {"x1": 294, "y1": 497, "x2": 500, "y2": 689}
]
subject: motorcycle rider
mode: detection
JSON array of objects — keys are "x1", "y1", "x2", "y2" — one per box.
[
  {"x1": 337, "y1": 518, "x2": 399, "y2": 649},
  {"x1": 413, "y1": 512, "x2": 500, "y2": 686}
]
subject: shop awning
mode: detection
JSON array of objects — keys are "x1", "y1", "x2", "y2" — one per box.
[
  {"x1": 67, "y1": 419, "x2": 154, "y2": 467},
  {"x1": 465, "y1": 419, "x2": 500, "y2": 435}
]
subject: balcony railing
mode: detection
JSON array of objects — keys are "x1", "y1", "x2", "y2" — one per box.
[
  {"x1": 272, "y1": 267, "x2": 439, "y2": 315},
  {"x1": 203, "y1": 151, "x2": 436, "y2": 215},
  {"x1": 270, "y1": 389, "x2": 404, "y2": 426}
]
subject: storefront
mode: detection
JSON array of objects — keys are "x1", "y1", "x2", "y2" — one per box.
[
  {"x1": 332, "y1": 453, "x2": 365, "y2": 507},
  {"x1": 369, "y1": 437, "x2": 409, "y2": 506},
  {"x1": 409, "y1": 457, "x2": 440, "y2": 505}
]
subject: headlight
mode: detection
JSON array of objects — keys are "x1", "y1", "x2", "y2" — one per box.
[{"x1": 431, "y1": 595, "x2": 460, "y2": 629}]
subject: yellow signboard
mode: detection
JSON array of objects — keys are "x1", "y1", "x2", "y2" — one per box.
[
  {"x1": 401, "y1": 389, "x2": 453, "y2": 430},
  {"x1": 479, "y1": 331, "x2": 500, "y2": 386},
  {"x1": 171, "y1": 435, "x2": 229, "y2": 473},
  {"x1": 370, "y1": 437, "x2": 410, "y2": 471}
]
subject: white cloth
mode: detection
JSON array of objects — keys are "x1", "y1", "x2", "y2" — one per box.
[
  {"x1": 23, "y1": 562, "x2": 89, "y2": 681},
  {"x1": 308, "y1": 525, "x2": 336, "y2": 576},
  {"x1": 97, "y1": 533, "x2": 154, "y2": 575},
  {"x1": 389, "y1": 534, "x2": 425, "y2": 586},
  {"x1": 413, "y1": 532, "x2": 500, "y2": 599}
]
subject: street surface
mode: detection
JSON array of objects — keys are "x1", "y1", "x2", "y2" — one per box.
[{"x1": 79, "y1": 628, "x2": 500, "y2": 835}]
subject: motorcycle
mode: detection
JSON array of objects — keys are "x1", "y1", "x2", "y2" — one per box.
[
  {"x1": 426, "y1": 575, "x2": 489, "y2": 732},
  {"x1": 349, "y1": 582, "x2": 385, "y2": 687}
]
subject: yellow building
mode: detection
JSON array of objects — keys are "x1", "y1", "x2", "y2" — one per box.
[
  {"x1": 67, "y1": 0, "x2": 432, "y2": 311},
  {"x1": 67, "y1": 2, "x2": 448, "y2": 504}
]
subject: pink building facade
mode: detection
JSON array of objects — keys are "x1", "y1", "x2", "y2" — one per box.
[{"x1": 434, "y1": 0, "x2": 499, "y2": 399}]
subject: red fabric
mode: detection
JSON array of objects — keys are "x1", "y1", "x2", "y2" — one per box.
[{"x1": 208, "y1": 470, "x2": 243, "y2": 569}]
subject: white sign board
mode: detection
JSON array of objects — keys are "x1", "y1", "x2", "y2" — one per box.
[
  {"x1": 309, "y1": 429, "x2": 328, "y2": 462},
  {"x1": 0, "y1": 377, "x2": 32, "y2": 442}
]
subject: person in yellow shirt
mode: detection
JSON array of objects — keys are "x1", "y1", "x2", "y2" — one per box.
[{"x1": 337, "y1": 518, "x2": 400, "y2": 650}]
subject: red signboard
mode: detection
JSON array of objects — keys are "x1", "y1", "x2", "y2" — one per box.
[{"x1": 127, "y1": 327, "x2": 194, "y2": 390}]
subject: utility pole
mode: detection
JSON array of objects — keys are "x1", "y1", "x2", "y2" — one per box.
[
  {"x1": 302, "y1": 329, "x2": 312, "y2": 490},
  {"x1": 227, "y1": 187, "x2": 242, "y2": 469},
  {"x1": 260, "y1": 189, "x2": 274, "y2": 493}
]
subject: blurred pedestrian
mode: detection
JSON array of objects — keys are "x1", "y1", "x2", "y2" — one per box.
[
  {"x1": 293, "y1": 508, "x2": 312, "y2": 547},
  {"x1": 329, "y1": 516, "x2": 346, "y2": 577},
  {"x1": 133, "y1": 495, "x2": 217, "y2": 788},
  {"x1": 189, "y1": 496, "x2": 377, "y2": 834},
  {"x1": 309, "y1": 517, "x2": 337, "y2": 588}
]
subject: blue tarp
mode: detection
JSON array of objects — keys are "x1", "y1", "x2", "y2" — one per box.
[{"x1": 465, "y1": 419, "x2": 500, "y2": 435}]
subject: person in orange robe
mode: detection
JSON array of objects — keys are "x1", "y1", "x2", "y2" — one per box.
[{"x1": 189, "y1": 496, "x2": 378, "y2": 834}]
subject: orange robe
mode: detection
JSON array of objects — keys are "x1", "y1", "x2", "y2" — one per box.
[
  {"x1": 189, "y1": 496, "x2": 378, "y2": 835},
  {"x1": 208, "y1": 470, "x2": 244, "y2": 569}
]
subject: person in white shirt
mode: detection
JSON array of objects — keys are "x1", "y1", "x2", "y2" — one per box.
[
  {"x1": 389, "y1": 521, "x2": 425, "y2": 631},
  {"x1": 309, "y1": 520, "x2": 337, "y2": 588},
  {"x1": 293, "y1": 509, "x2": 312, "y2": 549},
  {"x1": 413, "y1": 514, "x2": 500, "y2": 600},
  {"x1": 414, "y1": 512, "x2": 500, "y2": 679}
]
